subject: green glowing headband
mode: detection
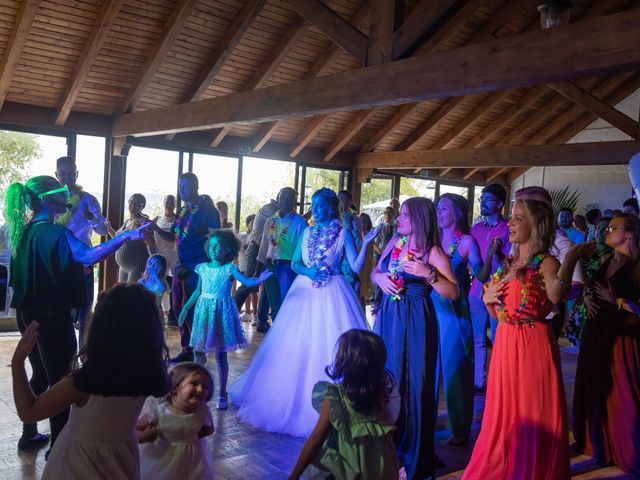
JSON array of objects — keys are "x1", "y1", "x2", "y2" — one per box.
[{"x1": 38, "y1": 184, "x2": 70, "y2": 202}]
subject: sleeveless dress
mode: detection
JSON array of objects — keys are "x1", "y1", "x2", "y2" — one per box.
[
  {"x1": 463, "y1": 269, "x2": 570, "y2": 480},
  {"x1": 374, "y1": 251, "x2": 439, "y2": 480},
  {"x1": 229, "y1": 227, "x2": 368, "y2": 437},
  {"x1": 573, "y1": 256, "x2": 640, "y2": 475},
  {"x1": 42, "y1": 395, "x2": 145, "y2": 479},
  {"x1": 190, "y1": 262, "x2": 247, "y2": 353},
  {"x1": 431, "y1": 247, "x2": 474, "y2": 439},
  {"x1": 116, "y1": 218, "x2": 151, "y2": 283},
  {"x1": 140, "y1": 400, "x2": 215, "y2": 480},
  {"x1": 307, "y1": 381, "x2": 400, "y2": 480}
]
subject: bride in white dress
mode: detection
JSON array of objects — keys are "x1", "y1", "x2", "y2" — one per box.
[{"x1": 229, "y1": 188, "x2": 380, "y2": 437}]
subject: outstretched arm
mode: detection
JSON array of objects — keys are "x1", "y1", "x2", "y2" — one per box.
[
  {"x1": 66, "y1": 222, "x2": 151, "y2": 265},
  {"x1": 232, "y1": 265, "x2": 272, "y2": 287}
]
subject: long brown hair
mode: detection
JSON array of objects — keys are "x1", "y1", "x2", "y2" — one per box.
[
  {"x1": 402, "y1": 197, "x2": 440, "y2": 256},
  {"x1": 508, "y1": 199, "x2": 555, "y2": 278}
]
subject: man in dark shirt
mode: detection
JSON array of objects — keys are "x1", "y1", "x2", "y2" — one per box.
[{"x1": 153, "y1": 173, "x2": 220, "y2": 362}]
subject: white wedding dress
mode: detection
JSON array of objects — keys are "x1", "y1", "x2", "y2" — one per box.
[{"x1": 229, "y1": 226, "x2": 368, "y2": 437}]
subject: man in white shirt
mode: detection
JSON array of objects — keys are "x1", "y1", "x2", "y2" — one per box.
[{"x1": 54, "y1": 156, "x2": 110, "y2": 343}]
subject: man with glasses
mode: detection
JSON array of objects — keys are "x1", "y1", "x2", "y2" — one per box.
[
  {"x1": 469, "y1": 183, "x2": 511, "y2": 392},
  {"x1": 54, "y1": 156, "x2": 109, "y2": 344}
]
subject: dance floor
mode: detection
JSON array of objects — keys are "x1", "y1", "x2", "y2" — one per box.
[{"x1": 0, "y1": 318, "x2": 633, "y2": 479}]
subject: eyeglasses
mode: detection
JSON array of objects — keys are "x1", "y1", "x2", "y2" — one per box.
[{"x1": 605, "y1": 225, "x2": 625, "y2": 233}]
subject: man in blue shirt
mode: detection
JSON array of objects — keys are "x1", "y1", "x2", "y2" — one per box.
[
  {"x1": 558, "y1": 208, "x2": 585, "y2": 245},
  {"x1": 153, "y1": 173, "x2": 220, "y2": 362}
]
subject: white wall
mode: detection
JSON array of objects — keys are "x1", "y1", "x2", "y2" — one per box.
[{"x1": 510, "y1": 88, "x2": 640, "y2": 214}]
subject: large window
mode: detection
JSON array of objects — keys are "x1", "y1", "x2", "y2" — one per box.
[
  {"x1": 361, "y1": 176, "x2": 394, "y2": 221},
  {"x1": 125, "y1": 146, "x2": 180, "y2": 222},
  {"x1": 192, "y1": 153, "x2": 238, "y2": 229},
  {"x1": 240, "y1": 156, "x2": 296, "y2": 233},
  {"x1": 303, "y1": 166, "x2": 341, "y2": 212},
  {"x1": 400, "y1": 177, "x2": 436, "y2": 201},
  {"x1": 76, "y1": 135, "x2": 106, "y2": 245}
]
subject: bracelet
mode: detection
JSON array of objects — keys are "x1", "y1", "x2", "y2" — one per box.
[
  {"x1": 426, "y1": 266, "x2": 437, "y2": 284},
  {"x1": 616, "y1": 298, "x2": 624, "y2": 310},
  {"x1": 553, "y1": 274, "x2": 569, "y2": 286}
]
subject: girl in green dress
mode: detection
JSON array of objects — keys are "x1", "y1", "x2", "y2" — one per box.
[{"x1": 288, "y1": 329, "x2": 400, "y2": 480}]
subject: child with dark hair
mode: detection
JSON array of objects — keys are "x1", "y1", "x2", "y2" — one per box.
[
  {"x1": 289, "y1": 329, "x2": 400, "y2": 479},
  {"x1": 12, "y1": 283, "x2": 171, "y2": 479},
  {"x1": 138, "y1": 362, "x2": 215, "y2": 480},
  {"x1": 179, "y1": 229, "x2": 271, "y2": 410}
]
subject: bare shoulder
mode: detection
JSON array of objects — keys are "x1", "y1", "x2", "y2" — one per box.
[{"x1": 540, "y1": 254, "x2": 560, "y2": 273}]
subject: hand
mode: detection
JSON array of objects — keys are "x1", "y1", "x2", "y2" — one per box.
[
  {"x1": 12, "y1": 321, "x2": 39, "y2": 364},
  {"x1": 486, "y1": 238, "x2": 503, "y2": 258},
  {"x1": 306, "y1": 266, "x2": 330, "y2": 284},
  {"x1": 594, "y1": 280, "x2": 617, "y2": 305},
  {"x1": 403, "y1": 259, "x2": 432, "y2": 279},
  {"x1": 363, "y1": 224, "x2": 383, "y2": 244},
  {"x1": 257, "y1": 270, "x2": 273, "y2": 283},
  {"x1": 126, "y1": 221, "x2": 153, "y2": 241},
  {"x1": 565, "y1": 241, "x2": 597, "y2": 263},
  {"x1": 373, "y1": 271, "x2": 400, "y2": 295},
  {"x1": 584, "y1": 294, "x2": 599, "y2": 317},
  {"x1": 483, "y1": 280, "x2": 506, "y2": 305},
  {"x1": 138, "y1": 422, "x2": 158, "y2": 443}
]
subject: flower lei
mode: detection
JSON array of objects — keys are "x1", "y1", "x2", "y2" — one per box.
[
  {"x1": 307, "y1": 219, "x2": 342, "y2": 288},
  {"x1": 54, "y1": 186, "x2": 82, "y2": 227},
  {"x1": 388, "y1": 235, "x2": 419, "y2": 301},
  {"x1": 446, "y1": 231, "x2": 463, "y2": 257},
  {"x1": 174, "y1": 201, "x2": 199, "y2": 246},
  {"x1": 492, "y1": 253, "x2": 545, "y2": 327},
  {"x1": 269, "y1": 214, "x2": 291, "y2": 248}
]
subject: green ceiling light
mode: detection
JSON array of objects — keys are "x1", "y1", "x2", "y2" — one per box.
[{"x1": 537, "y1": 1, "x2": 574, "y2": 29}]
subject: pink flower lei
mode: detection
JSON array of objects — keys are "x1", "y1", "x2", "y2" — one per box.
[
  {"x1": 174, "y1": 201, "x2": 199, "y2": 246},
  {"x1": 307, "y1": 219, "x2": 342, "y2": 288}
]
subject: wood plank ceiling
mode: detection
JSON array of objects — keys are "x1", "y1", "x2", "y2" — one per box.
[{"x1": 0, "y1": 0, "x2": 639, "y2": 186}]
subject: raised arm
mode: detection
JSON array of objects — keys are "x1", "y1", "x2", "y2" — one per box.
[
  {"x1": 66, "y1": 222, "x2": 151, "y2": 266},
  {"x1": 83, "y1": 194, "x2": 109, "y2": 236},
  {"x1": 344, "y1": 224, "x2": 381, "y2": 274},
  {"x1": 544, "y1": 243, "x2": 595, "y2": 304},
  {"x1": 231, "y1": 265, "x2": 272, "y2": 287}
]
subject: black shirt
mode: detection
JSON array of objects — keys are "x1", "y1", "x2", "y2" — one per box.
[
  {"x1": 174, "y1": 199, "x2": 221, "y2": 271},
  {"x1": 10, "y1": 221, "x2": 87, "y2": 324}
]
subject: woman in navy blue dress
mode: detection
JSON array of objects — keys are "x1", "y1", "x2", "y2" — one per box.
[{"x1": 373, "y1": 197, "x2": 459, "y2": 480}]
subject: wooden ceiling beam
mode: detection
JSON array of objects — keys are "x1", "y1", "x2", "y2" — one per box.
[
  {"x1": 485, "y1": 167, "x2": 508, "y2": 183},
  {"x1": 391, "y1": 0, "x2": 459, "y2": 60},
  {"x1": 252, "y1": 122, "x2": 280, "y2": 153},
  {"x1": 290, "y1": 115, "x2": 329, "y2": 157},
  {"x1": 285, "y1": 0, "x2": 367, "y2": 64},
  {"x1": 361, "y1": 103, "x2": 422, "y2": 152},
  {"x1": 119, "y1": 0, "x2": 198, "y2": 113},
  {"x1": 396, "y1": 98, "x2": 465, "y2": 151},
  {"x1": 430, "y1": 90, "x2": 512, "y2": 149},
  {"x1": 546, "y1": 81, "x2": 638, "y2": 139},
  {"x1": 210, "y1": 17, "x2": 309, "y2": 147},
  {"x1": 462, "y1": 168, "x2": 481, "y2": 180},
  {"x1": 55, "y1": 0, "x2": 124, "y2": 126},
  {"x1": 0, "y1": 0, "x2": 41, "y2": 110},
  {"x1": 113, "y1": 10, "x2": 640, "y2": 137},
  {"x1": 181, "y1": 0, "x2": 267, "y2": 104},
  {"x1": 368, "y1": 0, "x2": 395, "y2": 65},
  {"x1": 324, "y1": 108, "x2": 376, "y2": 161},
  {"x1": 356, "y1": 141, "x2": 640, "y2": 169}
]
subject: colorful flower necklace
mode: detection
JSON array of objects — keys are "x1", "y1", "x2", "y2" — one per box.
[
  {"x1": 388, "y1": 235, "x2": 420, "y2": 301},
  {"x1": 174, "y1": 200, "x2": 199, "y2": 246},
  {"x1": 307, "y1": 219, "x2": 342, "y2": 288},
  {"x1": 492, "y1": 253, "x2": 545, "y2": 327},
  {"x1": 269, "y1": 214, "x2": 292, "y2": 248},
  {"x1": 445, "y1": 231, "x2": 463, "y2": 257}
]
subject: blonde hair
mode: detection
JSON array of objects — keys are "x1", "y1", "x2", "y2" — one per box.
[{"x1": 508, "y1": 199, "x2": 555, "y2": 278}]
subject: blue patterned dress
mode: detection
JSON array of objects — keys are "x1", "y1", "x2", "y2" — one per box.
[{"x1": 190, "y1": 263, "x2": 247, "y2": 353}]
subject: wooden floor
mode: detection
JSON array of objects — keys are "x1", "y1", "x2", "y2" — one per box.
[{"x1": 0, "y1": 318, "x2": 634, "y2": 479}]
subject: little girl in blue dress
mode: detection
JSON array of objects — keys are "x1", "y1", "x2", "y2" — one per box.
[{"x1": 179, "y1": 229, "x2": 271, "y2": 409}]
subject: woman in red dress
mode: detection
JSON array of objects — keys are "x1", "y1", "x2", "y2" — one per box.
[
  {"x1": 573, "y1": 213, "x2": 640, "y2": 475},
  {"x1": 463, "y1": 195, "x2": 588, "y2": 480}
]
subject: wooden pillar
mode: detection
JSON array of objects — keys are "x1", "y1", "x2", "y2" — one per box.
[{"x1": 100, "y1": 136, "x2": 128, "y2": 289}]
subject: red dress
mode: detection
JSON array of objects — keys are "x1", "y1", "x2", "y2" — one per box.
[{"x1": 463, "y1": 270, "x2": 570, "y2": 480}]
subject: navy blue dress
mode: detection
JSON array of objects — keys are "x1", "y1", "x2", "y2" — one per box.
[{"x1": 375, "y1": 253, "x2": 439, "y2": 480}]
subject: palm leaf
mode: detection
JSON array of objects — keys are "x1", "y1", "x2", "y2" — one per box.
[{"x1": 549, "y1": 186, "x2": 581, "y2": 216}]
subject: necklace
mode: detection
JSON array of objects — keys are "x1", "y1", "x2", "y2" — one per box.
[
  {"x1": 492, "y1": 253, "x2": 545, "y2": 327},
  {"x1": 445, "y1": 231, "x2": 463, "y2": 257},
  {"x1": 174, "y1": 200, "x2": 199, "y2": 246},
  {"x1": 388, "y1": 235, "x2": 420, "y2": 301},
  {"x1": 269, "y1": 213, "x2": 292, "y2": 249},
  {"x1": 307, "y1": 219, "x2": 341, "y2": 288}
]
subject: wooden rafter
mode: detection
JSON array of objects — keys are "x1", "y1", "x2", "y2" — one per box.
[
  {"x1": 113, "y1": 10, "x2": 640, "y2": 138},
  {"x1": 546, "y1": 81, "x2": 638, "y2": 139},
  {"x1": 391, "y1": 0, "x2": 459, "y2": 60},
  {"x1": 252, "y1": 122, "x2": 280, "y2": 152},
  {"x1": 356, "y1": 141, "x2": 640, "y2": 169},
  {"x1": 285, "y1": 0, "x2": 367, "y2": 64},
  {"x1": 361, "y1": 103, "x2": 422, "y2": 152},
  {"x1": 119, "y1": 0, "x2": 198, "y2": 113},
  {"x1": 368, "y1": 0, "x2": 395, "y2": 65},
  {"x1": 485, "y1": 167, "x2": 508, "y2": 183},
  {"x1": 463, "y1": 168, "x2": 481, "y2": 180},
  {"x1": 55, "y1": 0, "x2": 125, "y2": 126},
  {"x1": 396, "y1": 98, "x2": 466, "y2": 151},
  {"x1": 290, "y1": 115, "x2": 329, "y2": 157},
  {"x1": 181, "y1": 0, "x2": 267, "y2": 104},
  {"x1": 0, "y1": 0, "x2": 41, "y2": 110},
  {"x1": 324, "y1": 109, "x2": 376, "y2": 161},
  {"x1": 251, "y1": 4, "x2": 370, "y2": 154}
]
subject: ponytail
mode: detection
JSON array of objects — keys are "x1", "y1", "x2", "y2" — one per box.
[{"x1": 4, "y1": 182, "x2": 31, "y2": 255}]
